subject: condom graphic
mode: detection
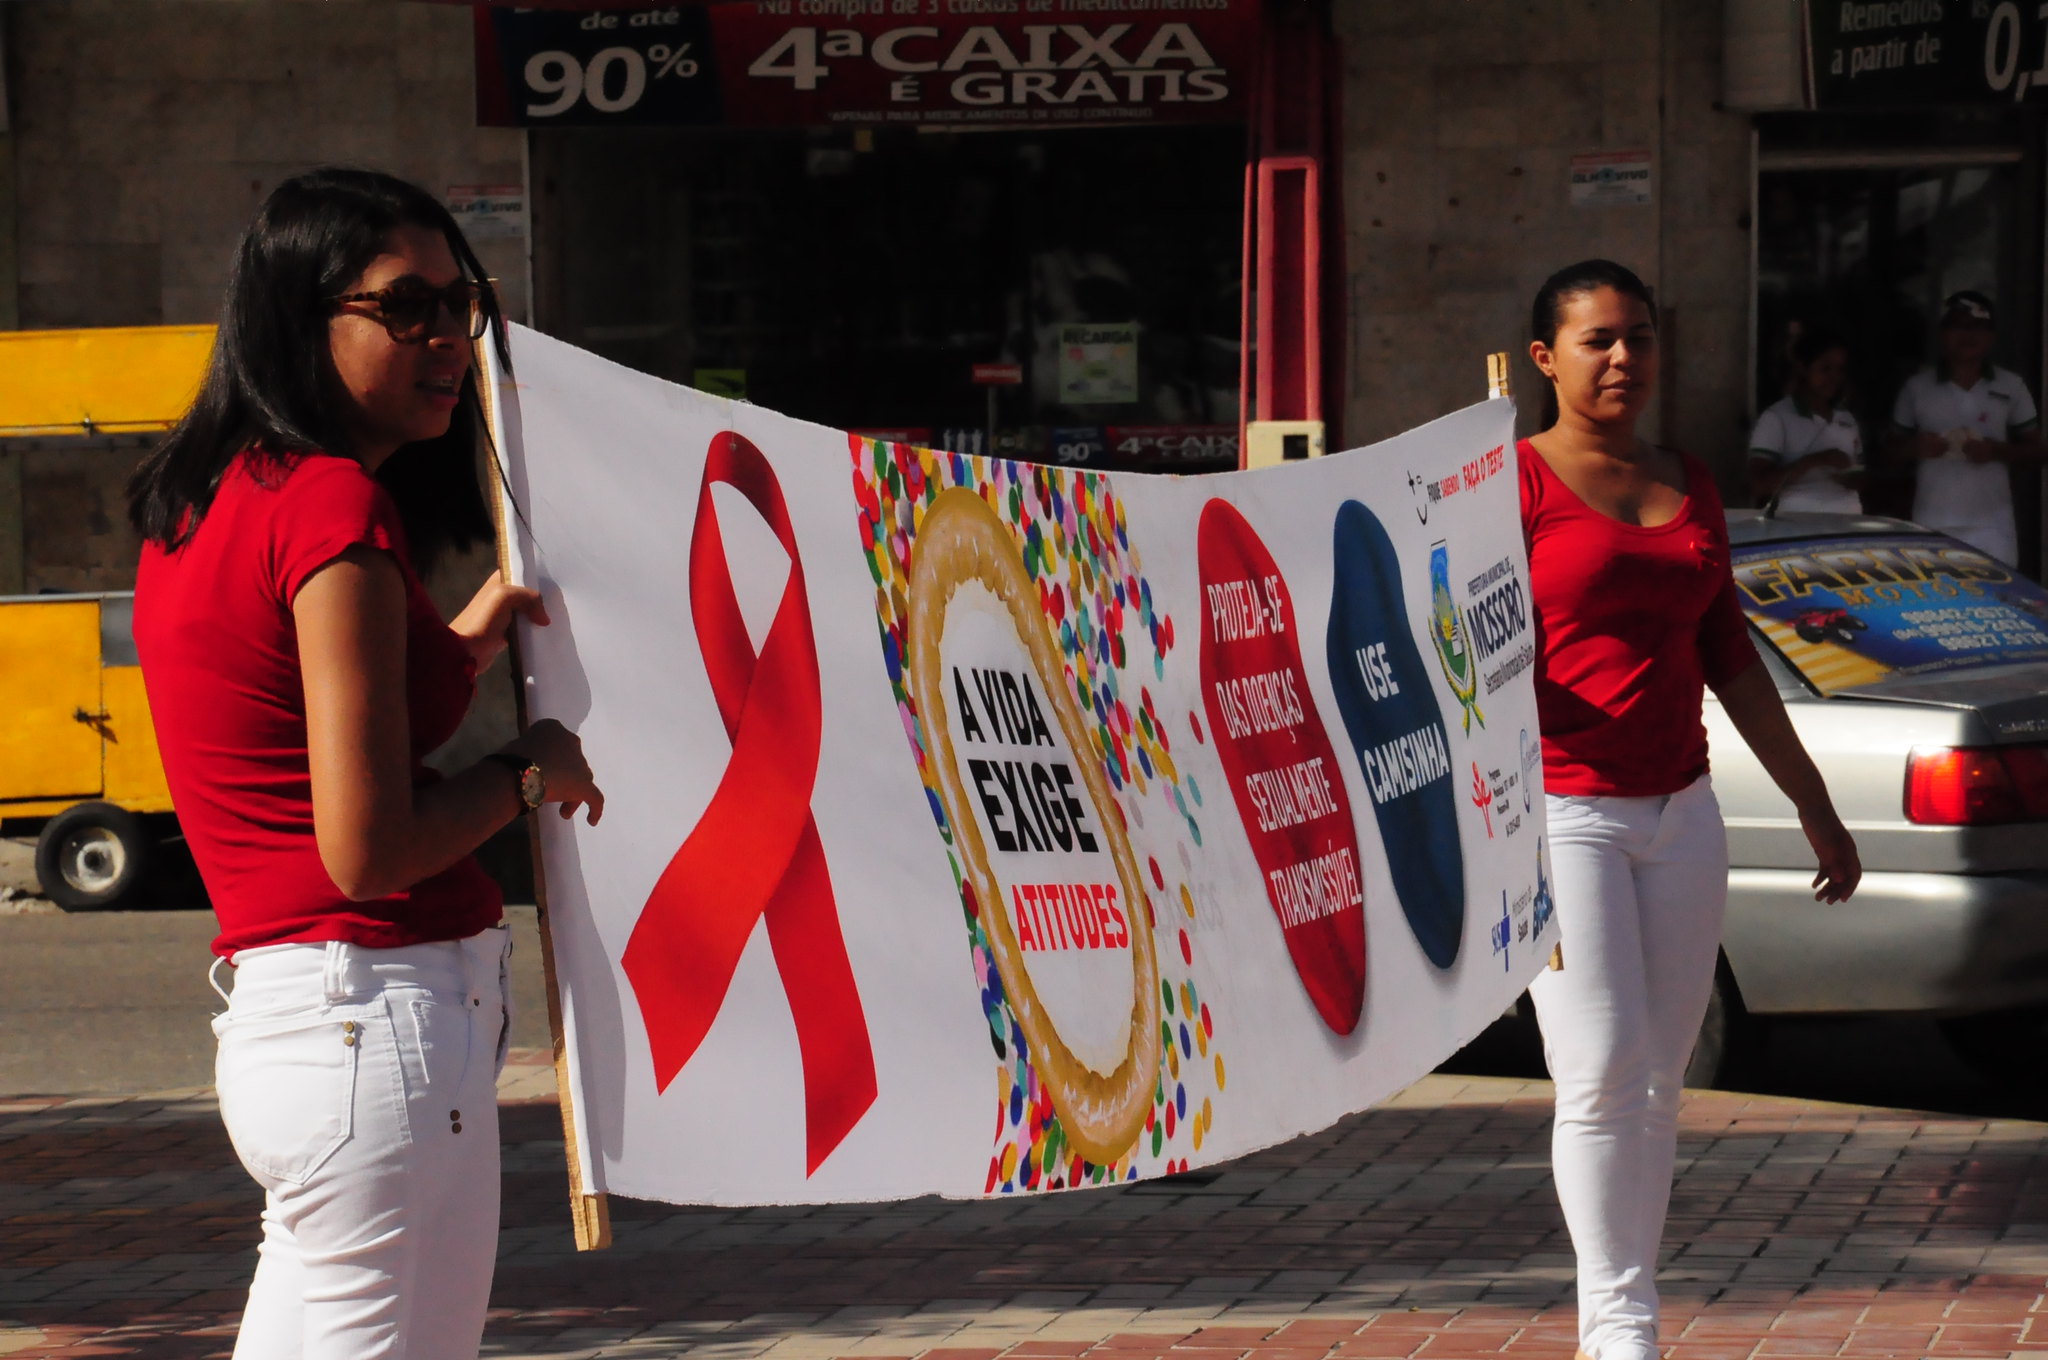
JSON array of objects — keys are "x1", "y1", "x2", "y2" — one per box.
[{"x1": 1327, "y1": 500, "x2": 1466, "y2": 969}]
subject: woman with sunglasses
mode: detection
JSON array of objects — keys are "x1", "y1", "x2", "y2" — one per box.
[{"x1": 127, "y1": 168, "x2": 602, "y2": 1360}]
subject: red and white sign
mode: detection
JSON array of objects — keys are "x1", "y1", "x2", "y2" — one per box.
[
  {"x1": 971, "y1": 363, "x2": 1024, "y2": 386},
  {"x1": 474, "y1": 0, "x2": 1257, "y2": 129},
  {"x1": 1196, "y1": 500, "x2": 1367, "y2": 1035}
]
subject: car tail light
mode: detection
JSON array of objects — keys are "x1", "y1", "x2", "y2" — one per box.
[{"x1": 1905, "y1": 745, "x2": 2048, "y2": 825}]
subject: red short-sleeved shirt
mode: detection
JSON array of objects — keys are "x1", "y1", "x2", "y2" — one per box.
[
  {"x1": 1518, "y1": 440, "x2": 1759, "y2": 797},
  {"x1": 134, "y1": 449, "x2": 502, "y2": 959}
]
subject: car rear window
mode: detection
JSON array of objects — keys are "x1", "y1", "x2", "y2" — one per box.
[{"x1": 1729, "y1": 533, "x2": 2048, "y2": 694}]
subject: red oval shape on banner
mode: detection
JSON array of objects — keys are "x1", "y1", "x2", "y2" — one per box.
[{"x1": 1196, "y1": 500, "x2": 1367, "y2": 1035}]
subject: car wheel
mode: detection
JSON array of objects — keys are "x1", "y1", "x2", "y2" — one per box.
[
  {"x1": 1939, "y1": 1007, "x2": 2048, "y2": 1082},
  {"x1": 34, "y1": 802, "x2": 152, "y2": 911},
  {"x1": 1685, "y1": 961, "x2": 1761, "y2": 1090}
]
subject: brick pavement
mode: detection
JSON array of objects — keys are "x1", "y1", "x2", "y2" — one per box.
[{"x1": 4, "y1": 1053, "x2": 2048, "y2": 1359}]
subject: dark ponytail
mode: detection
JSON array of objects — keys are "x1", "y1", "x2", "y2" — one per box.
[{"x1": 1529, "y1": 259, "x2": 1657, "y2": 427}]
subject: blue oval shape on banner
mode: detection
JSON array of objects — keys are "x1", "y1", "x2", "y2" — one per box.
[{"x1": 1326, "y1": 500, "x2": 1465, "y2": 968}]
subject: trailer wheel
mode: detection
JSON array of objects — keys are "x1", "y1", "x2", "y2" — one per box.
[{"x1": 35, "y1": 802, "x2": 152, "y2": 911}]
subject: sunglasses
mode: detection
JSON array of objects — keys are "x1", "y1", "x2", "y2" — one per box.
[{"x1": 329, "y1": 276, "x2": 496, "y2": 343}]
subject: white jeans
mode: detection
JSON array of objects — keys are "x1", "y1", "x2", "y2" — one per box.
[
  {"x1": 1528, "y1": 776, "x2": 1728, "y2": 1360},
  {"x1": 211, "y1": 926, "x2": 512, "y2": 1360}
]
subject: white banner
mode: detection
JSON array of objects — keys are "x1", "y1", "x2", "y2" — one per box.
[{"x1": 491, "y1": 326, "x2": 1553, "y2": 1206}]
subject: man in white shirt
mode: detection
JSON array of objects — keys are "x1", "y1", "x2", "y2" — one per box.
[{"x1": 1888, "y1": 291, "x2": 2041, "y2": 565}]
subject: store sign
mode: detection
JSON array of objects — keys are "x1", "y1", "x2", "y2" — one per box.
[
  {"x1": 1809, "y1": 0, "x2": 2048, "y2": 107},
  {"x1": 1568, "y1": 149, "x2": 1651, "y2": 208},
  {"x1": 1049, "y1": 425, "x2": 1109, "y2": 466},
  {"x1": 1044, "y1": 424, "x2": 1236, "y2": 469},
  {"x1": 474, "y1": 0, "x2": 1257, "y2": 129},
  {"x1": 448, "y1": 183, "x2": 528, "y2": 239},
  {"x1": 1057, "y1": 322, "x2": 1140, "y2": 404},
  {"x1": 1108, "y1": 423, "x2": 1235, "y2": 466}
]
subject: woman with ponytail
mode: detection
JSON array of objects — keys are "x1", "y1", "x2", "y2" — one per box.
[{"x1": 1519, "y1": 260, "x2": 1860, "y2": 1360}]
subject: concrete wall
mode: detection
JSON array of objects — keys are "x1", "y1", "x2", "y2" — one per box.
[
  {"x1": 6, "y1": 0, "x2": 528, "y2": 331},
  {"x1": 1335, "y1": 0, "x2": 1754, "y2": 490}
]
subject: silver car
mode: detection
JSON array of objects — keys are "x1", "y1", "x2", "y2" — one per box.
[{"x1": 1685, "y1": 511, "x2": 2048, "y2": 1086}]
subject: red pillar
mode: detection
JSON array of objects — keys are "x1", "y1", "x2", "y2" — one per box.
[{"x1": 1239, "y1": 0, "x2": 1342, "y2": 467}]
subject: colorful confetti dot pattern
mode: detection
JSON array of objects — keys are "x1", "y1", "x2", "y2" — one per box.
[{"x1": 850, "y1": 435, "x2": 1225, "y2": 1193}]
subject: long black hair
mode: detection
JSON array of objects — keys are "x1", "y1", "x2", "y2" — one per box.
[
  {"x1": 1529, "y1": 259, "x2": 1657, "y2": 427},
  {"x1": 126, "y1": 167, "x2": 507, "y2": 572}
]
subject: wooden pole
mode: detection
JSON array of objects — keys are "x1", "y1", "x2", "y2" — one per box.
[
  {"x1": 1488, "y1": 352, "x2": 1561, "y2": 973},
  {"x1": 475, "y1": 334, "x2": 613, "y2": 1251}
]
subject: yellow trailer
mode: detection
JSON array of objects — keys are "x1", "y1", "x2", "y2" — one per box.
[
  {"x1": 0, "y1": 592, "x2": 171, "y2": 907},
  {"x1": 1, "y1": 324, "x2": 211, "y2": 907},
  {"x1": 0, "y1": 324, "x2": 216, "y2": 438}
]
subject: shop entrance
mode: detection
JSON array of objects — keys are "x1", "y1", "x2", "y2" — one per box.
[
  {"x1": 1754, "y1": 111, "x2": 2044, "y2": 570},
  {"x1": 530, "y1": 124, "x2": 1245, "y2": 472}
]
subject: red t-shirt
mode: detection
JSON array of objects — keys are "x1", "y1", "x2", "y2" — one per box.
[
  {"x1": 1518, "y1": 440, "x2": 1759, "y2": 797},
  {"x1": 134, "y1": 450, "x2": 502, "y2": 959}
]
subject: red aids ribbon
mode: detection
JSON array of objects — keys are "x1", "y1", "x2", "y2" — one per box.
[{"x1": 622, "y1": 431, "x2": 878, "y2": 1176}]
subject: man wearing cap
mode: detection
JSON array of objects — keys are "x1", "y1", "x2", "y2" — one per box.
[{"x1": 1887, "y1": 291, "x2": 2042, "y2": 565}]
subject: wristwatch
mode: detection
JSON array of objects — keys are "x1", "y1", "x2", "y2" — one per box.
[{"x1": 484, "y1": 752, "x2": 546, "y2": 813}]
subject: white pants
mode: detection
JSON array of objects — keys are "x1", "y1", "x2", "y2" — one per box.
[
  {"x1": 211, "y1": 926, "x2": 512, "y2": 1360},
  {"x1": 1528, "y1": 776, "x2": 1728, "y2": 1360}
]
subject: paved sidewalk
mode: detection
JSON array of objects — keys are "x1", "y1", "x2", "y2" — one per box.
[{"x1": 5, "y1": 1054, "x2": 2048, "y2": 1359}]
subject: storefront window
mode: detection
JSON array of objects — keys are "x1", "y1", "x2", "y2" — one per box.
[
  {"x1": 532, "y1": 125, "x2": 1244, "y2": 471},
  {"x1": 1754, "y1": 110, "x2": 2044, "y2": 558}
]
